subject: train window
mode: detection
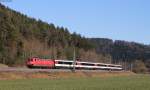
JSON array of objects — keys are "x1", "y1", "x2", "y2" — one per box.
[
  {"x1": 108, "y1": 65, "x2": 118, "y2": 67},
  {"x1": 97, "y1": 64, "x2": 107, "y2": 67},
  {"x1": 81, "y1": 63, "x2": 94, "y2": 66},
  {"x1": 110, "y1": 66, "x2": 115, "y2": 67},
  {"x1": 65, "y1": 62, "x2": 72, "y2": 65},
  {"x1": 115, "y1": 66, "x2": 121, "y2": 68},
  {"x1": 58, "y1": 61, "x2": 73, "y2": 65},
  {"x1": 58, "y1": 62, "x2": 63, "y2": 64}
]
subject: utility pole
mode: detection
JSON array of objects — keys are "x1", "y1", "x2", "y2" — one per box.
[
  {"x1": 72, "y1": 47, "x2": 76, "y2": 72},
  {"x1": 130, "y1": 62, "x2": 133, "y2": 72}
]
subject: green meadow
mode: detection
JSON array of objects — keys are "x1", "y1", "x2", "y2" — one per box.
[{"x1": 0, "y1": 75, "x2": 150, "y2": 90}]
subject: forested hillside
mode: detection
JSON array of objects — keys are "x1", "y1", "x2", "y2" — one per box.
[
  {"x1": 0, "y1": 3, "x2": 110, "y2": 66},
  {"x1": 0, "y1": 3, "x2": 150, "y2": 72},
  {"x1": 90, "y1": 38, "x2": 150, "y2": 72}
]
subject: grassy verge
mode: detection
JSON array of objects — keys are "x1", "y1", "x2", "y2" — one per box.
[{"x1": 0, "y1": 71, "x2": 133, "y2": 80}]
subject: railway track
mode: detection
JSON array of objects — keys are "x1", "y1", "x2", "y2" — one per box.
[{"x1": 0, "y1": 67, "x2": 124, "y2": 73}]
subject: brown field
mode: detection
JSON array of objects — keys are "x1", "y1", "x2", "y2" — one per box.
[{"x1": 0, "y1": 71, "x2": 134, "y2": 80}]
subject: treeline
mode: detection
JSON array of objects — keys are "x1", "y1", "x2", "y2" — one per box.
[
  {"x1": 90, "y1": 38, "x2": 150, "y2": 73},
  {"x1": 0, "y1": 3, "x2": 150, "y2": 73}
]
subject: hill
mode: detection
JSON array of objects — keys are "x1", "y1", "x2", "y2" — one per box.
[
  {"x1": 0, "y1": 3, "x2": 150, "y2": 72},
  {"x1": 90, "y1": 38, "x2": 150, "y2": 72},
  {"x1": 0, "y1": 3, "x2": 108, "y2": 65}
]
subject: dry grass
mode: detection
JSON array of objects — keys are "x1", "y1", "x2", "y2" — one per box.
[{"x1": 0, "y1": 71, "x2": 134, "y2": 80}]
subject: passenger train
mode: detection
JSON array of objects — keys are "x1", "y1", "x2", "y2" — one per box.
[{"x1": 26, "y1": 57, "x2": 123, "y2": 70}]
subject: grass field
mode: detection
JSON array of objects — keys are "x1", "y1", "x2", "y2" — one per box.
[{"x1": 0, "y1": 74, "x2": 150, "y2": 90}]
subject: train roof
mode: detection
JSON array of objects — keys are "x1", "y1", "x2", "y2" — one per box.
[{"x1": 55, "y1": 59, "x2": 122, "y2": 66}]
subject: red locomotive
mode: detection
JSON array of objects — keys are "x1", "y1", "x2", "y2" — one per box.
[
  {"x1": 26, "y1": 57, "x2": 123, "y2": 70},
  {"x1": 26, "y1": 57, "x2": 55, "y2": 68}
]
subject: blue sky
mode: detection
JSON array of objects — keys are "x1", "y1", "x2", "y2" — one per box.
[{"x1": 2, "y1": 0, "x2": 150, "y2": 44}]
